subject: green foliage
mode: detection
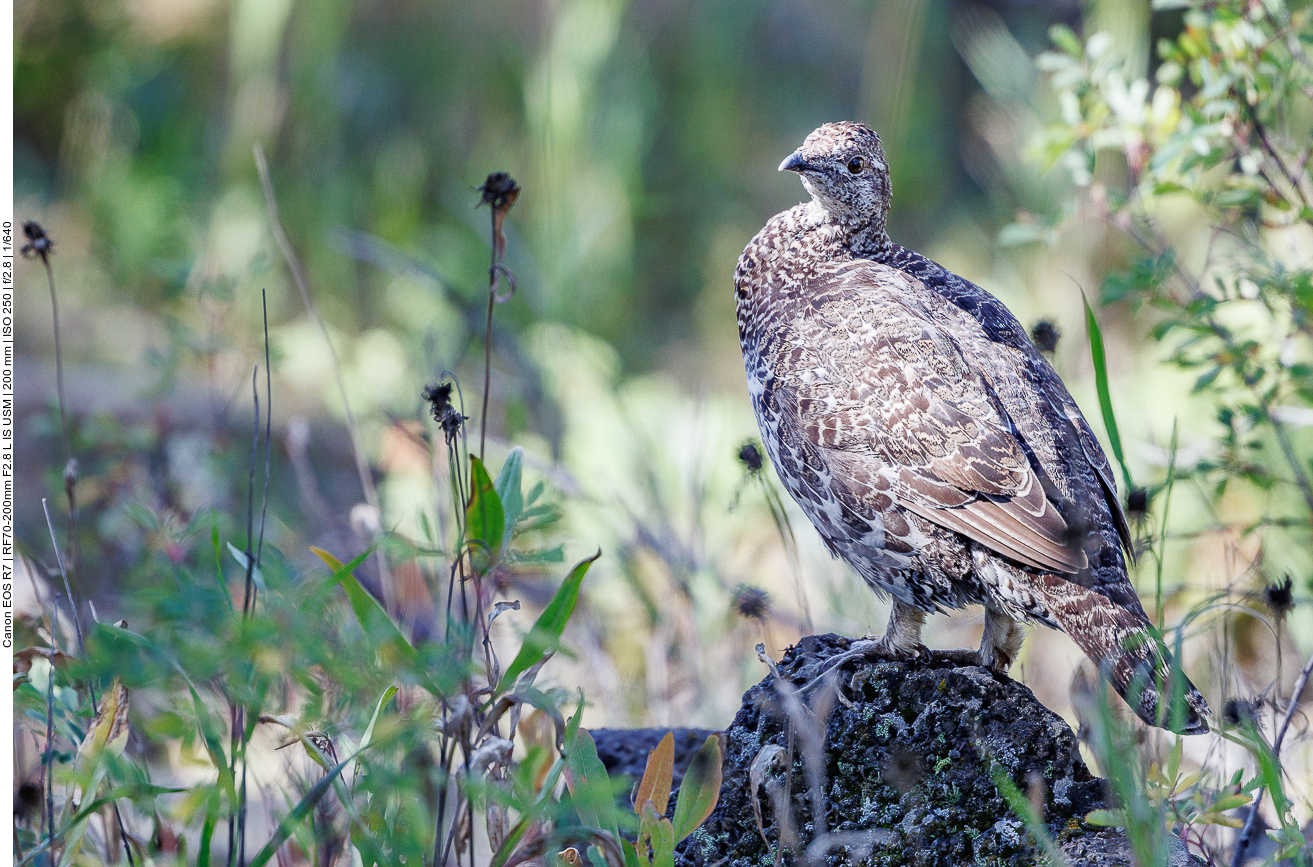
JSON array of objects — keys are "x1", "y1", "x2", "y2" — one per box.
[
  {"x1": 620, "y1": 731, "x2": 723, "y2": 867},
  {"x1": 11, "y1": 168, "x2": 729, "y2": 867},
  {"x1": 1032, "y1": 2, "x2": 1313, "y2": 863}
]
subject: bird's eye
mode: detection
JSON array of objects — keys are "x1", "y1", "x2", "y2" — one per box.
[{"x1": 847, "y1": 156, "x2": 865, "y2": 174}]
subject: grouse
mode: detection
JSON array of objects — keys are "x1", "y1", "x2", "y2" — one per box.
[{"x1": 735, "y1": 122, "x2": 1209, "y2": 734}]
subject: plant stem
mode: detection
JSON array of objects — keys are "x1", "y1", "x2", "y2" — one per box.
[
  {"x1": 1230, "y1": 651, "x2": 1313, "y2": 867},
  {"x1": 253, "y1": 144, "x2": 392, "y2": 610}
]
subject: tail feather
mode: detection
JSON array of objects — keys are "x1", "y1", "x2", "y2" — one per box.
[{"x1": 1037, "y1": 574, "x2": 1210, "y2": 735}]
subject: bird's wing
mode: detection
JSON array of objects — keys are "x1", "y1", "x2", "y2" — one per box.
[{"x1": 785, "y1": 263, "x2": 1083, "y2": 574}]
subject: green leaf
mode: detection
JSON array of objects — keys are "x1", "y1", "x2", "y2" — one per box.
[
  {"x1": 1085, "y1": 808, "x2": 1127, "y2": 827},
  {"x1": 495, "y1": 447, "x2": 525, "y2": 544},
  {"x1": 563, "y1": 727, "x2": 620, "y2": 841},
  {"x1": 186, "y1": 683, "x2": 237, "y2": 806},
  {"x1": 198, "y1": 789, "x2": 218, "y2": 867},
  {"x1": 248, "y1": 751, "x2": 356, "y2": 867},
  {"x1": 351, "y1": 684, "x2": 398, "y2": 790},
  {"x1": 1050, "y1": 23, "x2": 1083, "y2": 57},
  {"x1": 1084, "y1": 295, "x2": 1135, "y2": 492},
  {"x1": 310, "y1": 547, "x2": 437, "y2": 694},
  {"x1": 467, "y1": 455, "x2": 506, "y2": 569},
  {"x1": 496, "y1": 551, "x2": 601, "y2": 693},
  {"x1": 671, "y1": 734, "x2": 723, "y2": 843},
  {"x1": 212, "y1": 525, "x2": 233, "y2": 611}
]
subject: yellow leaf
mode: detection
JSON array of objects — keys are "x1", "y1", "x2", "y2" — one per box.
[
  {"x1": 79, "y1": 679, "x2": 130, "y2": 764},
  {"x1": 634, "y1": 732, "x2": 675, "y2": 817}
]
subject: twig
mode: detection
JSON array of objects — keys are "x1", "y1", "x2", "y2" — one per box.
[
  {"x1": 475, "y1": 173, "x2": 520, "y2": 460},
  {"x1": 1230, "y1": 650, "x2": 1313, "y2": 867},
  {"x1": 243, "y1": 366, "x2": 259, "y2": 617},
  {"x1": 44, "y1": 644, "x2": 56, "y2": 854},
  {"x1": 24, "y1": 224, "x2": 70, "y2": 460},
  {"x1": 257, "y1": 288, "x2": 273, "y2": 566},
  {"x1": 253, "y1": 144, "x2": 392, "y2": 609},
  {"x1": 42, "y1": 499, "x2": 84, "y2": 658},
  {"x1": 24, "y1": 224, "x2": 85, "y2": 634}
]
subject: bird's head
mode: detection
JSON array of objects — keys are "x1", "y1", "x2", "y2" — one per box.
[{"x1": 780, "y1": 122, "x2": 892, "y2": 232}]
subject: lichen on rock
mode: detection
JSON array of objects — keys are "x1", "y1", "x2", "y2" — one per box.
[{"x1": 671, "y1": 633, "x2": 1195, "y2": 867}]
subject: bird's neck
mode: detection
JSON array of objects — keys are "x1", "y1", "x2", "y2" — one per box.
[
  {"x1": 806, "y1": 199, "x2": 892, "y2": 257},
  {"x1": 841, "y1": 219, "x2": 892, "y2": 258}
]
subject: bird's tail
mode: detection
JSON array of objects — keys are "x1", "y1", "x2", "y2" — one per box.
[{"x1": 1037, "y1": 573, "x2": 1210, "y2": 735}]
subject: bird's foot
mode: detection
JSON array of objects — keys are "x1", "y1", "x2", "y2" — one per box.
[
  {"x1": 977, "y1": 608, "x2": 1025, "y2": 673},
  {"x1": 795, "y1": 637, "x2": 925, "y2": 695},
  {"x1": 849, "y1": 635, "x2": 926, "y2": 662}
]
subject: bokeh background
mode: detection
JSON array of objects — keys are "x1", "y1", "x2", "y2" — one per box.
[{"x1": 13, "y1": 0, "x2": 1313, "y2": 840}]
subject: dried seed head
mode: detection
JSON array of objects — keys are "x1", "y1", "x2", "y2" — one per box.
[
  {"x1": 1125, "y1": 487, "x2": 1150, "y2": 523},
  {"x1": 14, "y1": 781, "x2": 42, "y2": 825},
  {"x1": 21, "y1": 221, "x2": 54, "y2": 262},
  {"x1": 1030, "y1": 319, "x2": 1061, "y2": 354},
  {"x1": 732, "y1": 584, "x2": 771, "y2": 621},
  {"x1": 881, "y1": 746, "x2": 924, "y2": 794},
  {"x1": 737, "y1": 441, "x2": 765, "y2": 473},
  {"x1": 423, "y1": 382, "x2": 468, "y2": 446},
  {"x1": 1263, "y1": 574, "x2": 1295, "y2": 618},
  {"x1": 1223, "y1": 696, "x2": 1261, "y2": 728},
  {"x1": 479, "y1": 172, "x2": 521, "y2": 212}
]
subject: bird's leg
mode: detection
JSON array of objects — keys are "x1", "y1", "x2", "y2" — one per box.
[
  {"x1": 978, "y1": 606, "x2": 1025, "y2": 672},
  {"x1": 865, "y1": 599, "x2": 927, "y2": 660},
  {"x1": 796, "y1": 600, "x2": 927, "y2": 695}
]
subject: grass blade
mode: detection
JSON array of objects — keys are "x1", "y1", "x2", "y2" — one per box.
[
  {"x1": 351, "y1": 684, "x2": 398, "y2": 790},
  {"x1": 1084, "y1": 294, "x2": 1134, "y2": 492}
]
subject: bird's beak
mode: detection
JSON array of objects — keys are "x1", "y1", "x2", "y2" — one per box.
[{"x1": 778, "y1": 150, "x2": 815, "y2": 174}]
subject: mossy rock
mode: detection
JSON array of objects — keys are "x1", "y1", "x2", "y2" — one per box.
[{"x1": 669, "y1": 633, "x2": 1199, "y2": 867}]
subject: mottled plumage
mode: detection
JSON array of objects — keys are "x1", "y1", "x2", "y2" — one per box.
[{"x1": 736, "y1": 122, "x2": 1209, "y2": 734}]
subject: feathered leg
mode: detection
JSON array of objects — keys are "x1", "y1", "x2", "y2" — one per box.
[
  {"x1": 978, "y1": 606, "x2": 1025, "y2": 671},
  {"x1": 870, "y1": 598, "x2": 926, "y2": 659}
]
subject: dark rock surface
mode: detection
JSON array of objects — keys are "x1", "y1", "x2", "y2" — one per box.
[
  {"x1": 669, "y1": 634, "x2": 1198, "y2": 867},
  {"x1": 591, "y1": 727, "x2": 721, "y2": 808}
]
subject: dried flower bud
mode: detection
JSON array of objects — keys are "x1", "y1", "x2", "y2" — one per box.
[
  {"x1": 1030, "y1": 319, "x2": 1060, "y2": 354},
  {"x1": 1223, "y1": 696, "x2": 1260, "y2": 728},
  {"x1": 732, "y1": 584, "x2": 771, "y2": 621},
  {"x1": 423, "y1": 382, "x2": 468, "y2": 446},
  {"x1": 21, "y1": 221, "x2": 54, "y2": 262},
  {"x1": 737, "y1": 441, "x2": 765, "y2": 473},
  {"x1": 1125, "y1": 487, "x2": 1149, "y2": 522},
  {"x1": 1263, "y1": 574, "x2": 1295, "y2": 618}
]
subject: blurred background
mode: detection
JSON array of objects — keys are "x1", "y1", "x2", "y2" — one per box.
[{"x1": 13, "y1": 0, "x2": 1312, "y2": 788}]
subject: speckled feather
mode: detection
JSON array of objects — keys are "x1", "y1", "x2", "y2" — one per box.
[{"x1": 736, "y1": 122, "x2": 1209, "y2": 733}]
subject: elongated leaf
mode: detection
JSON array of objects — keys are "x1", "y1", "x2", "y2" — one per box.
[
  {"x1": 351, "y1": 684, "x2": 398, "y2": 790},
  {"x1": 671, "y1": 734, "x2": 722, "y2": 843},
  {"x1": 495, "y1": 447, "x2": 525, "y2": 544},
  {"x1": 563, "y1": 728, "x2": 619, "y2": 841},
  {"x1": 212, "y1": 524, "x2": 234, "y2": 611},
  {"x1": 248, "y1": 751, "x2": 357, "y2": 867},
  {"x1": 186, "y1": 682, "x2": 237, "y2": 804},
  {"x1": 634, "y1": 732, "x2": 675, "y2": 817},
  {"x1": 467, "y1": 455, "x2": 505, "y2": 569},
  {"x1": 15, "y1": 785, "x2": 186, "y2": 867},
  {"x1": 228, "y1": 542, "x2": 267, "y2": 594},
  {"x1": 310, "y1": 547, "x2": 433, "y2": 691},
  {"x1": 198, "y1": 788, "x2": 218, "y2": 867},
  {"x1": 1084, "y1": 295, "x2": 1135, "y2": 492},
  {"x1": 496, "y1": 551, "x2": 601, "y2": 693}
]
